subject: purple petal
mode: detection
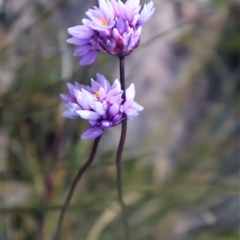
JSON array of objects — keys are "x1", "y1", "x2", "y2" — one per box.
[
  {"x1": 98, "y1": 87, "x2": 106, "y2": 100},
  {"x1": 74, "y1": 45, "x2": 91, "y2": 57},
  {"x1": 75, "y1": 82, "x2": 93, "y2": 93},
  {"x1": 100, "y1": 120, "x2": 113, "y2": 129},
  {"x1": 123, "y1": 100, "x2": 144, "y2": 118},
  {"x1": 86, "y1": 9, "x2": 104, "y2": 21},
  {"x1": 80, "y1": 89, "x2": 95, "y2": 109},
  {"x1": 118, "y1": 0, "x2": 128, "y2": 20},
  {"x1": 65, "y1": 102, "x2": 81, "y2": 111},
  {"x1": 93, "y1": 101, "x2": 106, "y2": 115},
  {"x1": 73, "y1": 89, "x2": 83, "y2": 106},
  {"x1": 112, "y1": 113, "x2": 123, "y2": 124},
  {"x1": 113, "y1": 28, "x2": 121, "y2": 40},
  {"x1": 99, "y1": 0, "x2": 114, "y2": 18},
  {"x1": 96, "y1": 73, "x2": 111, "y2": 91},
  {"x1": 67, "y1": 37, "x2": 89, "y2": 45},
  {"x1": 116, "y1": 18, "x2": 126, "y2": 35},
  {"x1": 60, "y1": 94, "x2": 74, "y2": 103},
  {"x1": 76, "y1": 110, "x2": 100, "y2": 120},
  {"x1": 92, "y1": 0, "x2": 114, "y2": 24},
  {"x1": 131, "y1": 101, "x2": 144, "y2": 111},
  {"x1": 126, "y1": 0, "x2": 140, "y2": 14},
  {"x1": 81, "y1": 127, "x2": 103, "y2": 139},
  {"x1": 79, "y1": 50, "x2": 99, "y2": 65},
  {"x1": 126, "y1": 83, "x2": 135, "y2": 101},
  {"x1": 68, "y1": 25, "x2": 94, "y2": 39},
  {"x1": 106, "y1": 93, "x2": 122, "y2": 104},
  {"x1": 82, "y1": 18, "x2": 93, "y2": 27},
  {"x1": 104, "y1": 80, "x2": 122, "y2": 102},
  {"x1": 91, "y1": 78, "x2": 102, "y2": 92},
  {"x1": 109, "y1": 102, "x2": 120, "y2": 116},
  {"x1": 89, "y1": 120, "x2": 97, "y2": 126},
  {"x1": 62, "y1": 110, "x2": 79, "y2": 119},
  {"x1": 122, "y1": 4, "x2": 134, "y2": 22},
  {"x1": 111, "y1": 0, "x2": 120, "y2": 16},
  {"x1": 66, "y1": 82, "x2": 75, "y2": 94},
  {"x1": 111, "y1": 79, "x2": 121, "y2": 92},
  {"x1": 138, "y1": 1, "x2": 155, "y2": 25},
  {"x1": 127, "y1": 27, "x2": 140, "y2": 50}
]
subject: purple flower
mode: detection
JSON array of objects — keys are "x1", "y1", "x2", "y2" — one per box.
[
  {"x1": 67, "y1": 0, "x2": 155, "y2": 65},
  {"x1": 60, "y1": 74, "x2": 144, "y2": 139},
  {"x1": 83, "y1": 0, "x2": 115, "y2": 31},
  {"x1": 123, "y1": 83, "x2": 144, "y2": 119},
  {"x1": 67, "y1": 25, "x2": 100, "y2": 65}
]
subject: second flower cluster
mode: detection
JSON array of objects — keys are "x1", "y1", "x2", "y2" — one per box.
[{"x1": 61, "y1": 74, "x2": 143, "y2": 139}]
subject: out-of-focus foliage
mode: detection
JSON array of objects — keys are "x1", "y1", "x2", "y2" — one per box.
[{"x1": 1, "y1": 0, "x2": 239, "y2": 240}]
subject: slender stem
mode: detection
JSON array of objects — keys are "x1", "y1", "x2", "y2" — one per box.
[
  {"x1": 116, "y1": 117, "x2": 130, "y2": 239},
  {"x1": 119, "y1": 55, "x2": 126, "y2": 101},
  {"x1": 115, "y1": 55, "x2": 131, "y2": 240},
  {"x1": 54, "y1": 136, "x2": 102, "y2": 240}
]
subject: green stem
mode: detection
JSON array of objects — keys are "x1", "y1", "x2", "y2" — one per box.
[{"x1": 54, "y1": 136, "x2": 102, "y2": 240}]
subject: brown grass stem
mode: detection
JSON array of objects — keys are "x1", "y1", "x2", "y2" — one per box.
[{"x1": 54, "y1": 136, "x2": 102, "y2": 240}]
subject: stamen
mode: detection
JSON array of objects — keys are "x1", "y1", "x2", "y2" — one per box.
[
  {"x1": 101, "y1": 18, "x2": 108, "y2": 26},
  {"x1": 93, "y1": 90, "x2": 101, "y2": 98}
]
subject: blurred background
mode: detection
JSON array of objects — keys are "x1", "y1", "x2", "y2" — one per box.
[{"x1": 1, "y1": 0, "x2": 239, "y2": 239}]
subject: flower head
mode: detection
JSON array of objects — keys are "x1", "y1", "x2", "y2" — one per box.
[
  {"x1": 67, "y1": 0, "x2": 155, "y2": 65},
  {"x1": 60, "y1": 74, "x2": 143, "y2": 139}
]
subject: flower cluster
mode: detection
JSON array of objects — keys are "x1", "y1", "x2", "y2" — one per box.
[
  {"x1": 60, "y1": 74, "x2": 143, "y2": 139},
  {"x1": 67, "y1": 0, "x2": 155, "y2": 65}
]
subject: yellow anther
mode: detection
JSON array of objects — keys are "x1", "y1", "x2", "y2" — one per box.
[
  {"x1": 101, "y1": 18, "x2": 108, "y2": 26},
  {"x1": 93, "y1": 90, "x2": 100, "y2": 98}
]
